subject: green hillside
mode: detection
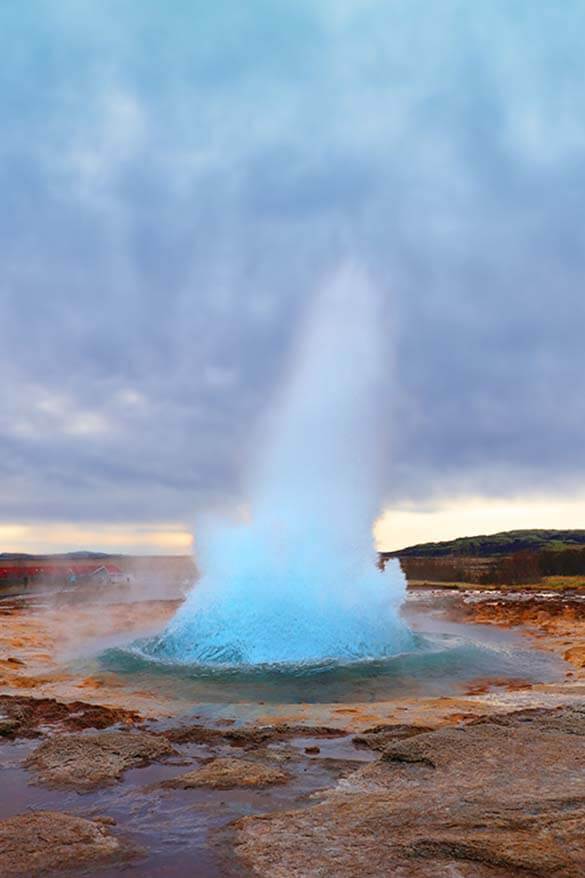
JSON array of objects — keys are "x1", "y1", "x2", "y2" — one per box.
[{"x1": 386, "y1": 529, "x2": 585, "y2": 558}]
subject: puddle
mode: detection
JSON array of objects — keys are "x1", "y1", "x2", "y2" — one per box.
[{"x1": 0, "y1": 732, "x2": 370, "y2": 877}]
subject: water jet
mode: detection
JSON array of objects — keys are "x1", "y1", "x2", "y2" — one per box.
[{"x1": 151, "y1": 267, "x2": 413, "y2": 667}]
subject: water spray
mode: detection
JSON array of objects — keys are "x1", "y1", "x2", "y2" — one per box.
[{"x1": 153, "y1": 266, "x2": 413, "y2": 665}]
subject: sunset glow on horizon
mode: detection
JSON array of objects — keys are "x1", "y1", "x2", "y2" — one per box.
[{"x1": 2, "y1": 491, "x2": 585, "y2": 557}]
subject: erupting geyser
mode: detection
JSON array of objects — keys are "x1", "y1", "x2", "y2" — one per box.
[{"x1": 154, "y1": 267, "x2": 414, "y2": 666}]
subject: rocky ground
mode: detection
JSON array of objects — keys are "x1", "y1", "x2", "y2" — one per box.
[
  {"x1": 235, "y1": 704, "x2": 585, "y2": 877},
  {"x1": 1, "y1": 585, "x2": 585, "y2": 876},
  {"x1": 0, "y1": 811, "x2": 130, "y2": 876},
  {"x1": 455, "y1": 588, "x2": 585, "y2": 672}
]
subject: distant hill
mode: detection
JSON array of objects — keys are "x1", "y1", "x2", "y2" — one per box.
[{"x1": 385, "y1": 529, "x2": 585, "y2": 559}]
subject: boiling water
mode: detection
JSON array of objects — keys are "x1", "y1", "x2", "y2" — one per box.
[
  {"x1": 102, "y1": 621, "x2": 562, "y2": 704},
  {"x1": 151, "y1": 268, "x2": 414, "y2": 667}
]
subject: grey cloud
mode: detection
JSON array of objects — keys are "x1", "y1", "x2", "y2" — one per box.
[{"x1": 1, "y1": 0, "x2": 585, "y2": 527}]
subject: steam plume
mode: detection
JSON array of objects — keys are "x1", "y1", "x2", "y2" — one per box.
[{"x1": 156, "y1": 266, "x2": 413, "y2": 665}]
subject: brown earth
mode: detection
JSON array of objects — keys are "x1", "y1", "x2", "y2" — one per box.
[
  {"x1": 565, "y1": 645, "x2": 585, "y2": 668},
  {"x1": 0, "y1": 694, "x2": 141, "y2": 739},
  {"x1": 162, "y1": 757, "x2": 290, "y2": 789},
  {"x1": 452, "y1": 592, "x2": 585, "y2": 679},
  {"x1": 0, "y1": 811, "x2": 128, "y2": 876},
  {"x1": 235, "y1": 704, "x2": 585, "y2": 878},
  {"x1": 163, "y1": 722, "x2": 347, "y2": 748},
  {"x1": 2, "y1": 586, "x2": 585, "y2": 876},
  {"x1": 456, "y1": 592, "x2": 585, "y2": 630},
  {"x1": 352, "y1": 723, "x2": 434, "y2": 751},
  {"x1": 24, "y1": 730, "x2": 175, "y2": 790},
  {"x1": 0, "y1": 598, "x2": 180, "y2": 715}
]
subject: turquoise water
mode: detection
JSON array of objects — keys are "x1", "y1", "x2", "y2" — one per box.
[
  {"x1": 150, "y1": 555, "x2": 413, "y2": 666},
  {"x1": 154, "y1": 274, "x2": 414, "y2": 666},
  {"x1": 100, "y1": 625, "x2": 561, "y2": 704}
]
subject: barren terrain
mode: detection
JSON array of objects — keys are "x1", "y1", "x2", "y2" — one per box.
[{"x1": 1, "y1": 582, "x2": 585, "y2": 876}]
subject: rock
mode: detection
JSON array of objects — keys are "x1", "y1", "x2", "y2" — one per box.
[
  {"x1": 162, "y1": 757, "x2": 290, "y2": 789},
  {"x1": 0, "y1": 717, "x2": 20, "y2": 738},
  {"x1": 235, "y1": 705, "x2": 585, "y2": 877},
  {"x1": 468, "y1": 703, "x2": 585, "y2": 736},
  {"x1": 24, "y1": 730, "x2": 175, "y2": 789},
  {"x1": 304, "y1": 746, "x2": 320, "y2": 754},
  {"x1": 353, "y1": 723, "x2": 433, "y2": 752},
  {"x1": 162, "y1": 725, "x2": 225, "y2": 746},
  {"x1": 0, "y1": 811, "x2": 126, "y2": 876},
  {"x1": 92, "y1": 814, "x2": 117, "y2": 826},
  {"x1": 0, "y1": 695, "x2": 141, "y2": 739},
  {"x1": 565, "y1": 645, "x2": 585, "y2": 668},
  {"x1": 162, "y1": 722, "x2": 346, "y2": 749}
]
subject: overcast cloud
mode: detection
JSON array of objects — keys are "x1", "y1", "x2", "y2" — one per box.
[{"x1": 1, "y1": 1, "x2": 585, "y2": 540}]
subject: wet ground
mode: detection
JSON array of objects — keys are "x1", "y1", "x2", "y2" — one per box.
[
  {"x1": 2, "y1": 585, "x2": 585, "y2": 876},
  {"x1": 0, "y1": 729, "x2": 372, "y2": 877}
]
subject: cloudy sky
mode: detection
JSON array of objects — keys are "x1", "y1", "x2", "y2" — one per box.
[{"x1": 2, "y1": 1, "x2": 585, "y2": 554}]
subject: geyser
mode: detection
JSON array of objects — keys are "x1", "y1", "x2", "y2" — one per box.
[{"x1": 154, "y1": 267, "x2": 414, "y2": 666}]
